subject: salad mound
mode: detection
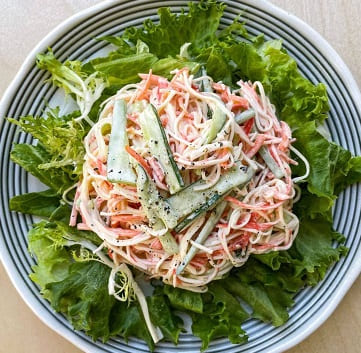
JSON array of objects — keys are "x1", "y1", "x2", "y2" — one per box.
[
  {"x1": 77, "y1": 68, "x2": 304, "y2": 293},
  {"x1": 8, "y1": 1, "x2": 361, "y2": 351}
]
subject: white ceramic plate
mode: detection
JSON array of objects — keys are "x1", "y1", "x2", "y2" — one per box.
[{"x1": 1, "y1": 1, "x2": 361, "y2": 352}]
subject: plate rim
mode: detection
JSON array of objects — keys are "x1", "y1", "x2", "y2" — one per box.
[{"x1": 1, "y1": 0, "x2": 361, "y2": 352}]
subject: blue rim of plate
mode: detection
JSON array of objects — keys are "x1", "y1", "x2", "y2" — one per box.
[{"x1": 1, "y1": 1, "x2": 361, "y2": 352}]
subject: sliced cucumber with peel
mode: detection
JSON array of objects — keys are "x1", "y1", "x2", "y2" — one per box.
[
  {"x1": 136, "y1": 165, "x2": 179, "y2": 254},
  {"x1": 174, "y1": 193, "x2": 222, "y2": 232},
  {"x1": 107, "y1": 99, "x2": 136, "y2": 185},
  {"x1": 206, "y1": 103, "x2": 227, "y2": 143},
  {"x1": 234, "y1": 108, "x2": 255, "y2": 124},
  {"x1": 164, "y1": 161, "x2": 255, "y2": 230},
  {"x1": 139, "y1": 104, "x2": 184, "y2": 194},
  {"x1": 176, "y1": 201, "x2": 227, "y2": 275}
]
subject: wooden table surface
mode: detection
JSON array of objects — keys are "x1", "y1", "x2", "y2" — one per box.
[{"x1": 1, "y1": 1, "x2": 360, "y2": 352}]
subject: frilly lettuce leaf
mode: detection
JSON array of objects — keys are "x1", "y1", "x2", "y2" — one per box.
[
  {"x1": 148, "y1": 288, "x2": 184, "y2": 344},
  {"x1": 191, "y1": 282, "x2": 248, "y2": 350},
  {"x1": 28, "y1": 221, "x2": 181, "y2": 350},
  {"x1": 10, "y1": 143, "x2": 74, "y2": 194},
  {"x1": 109, "y1": 301, "x2": 155, "y2": 349},
  {"x1": 163, "y1": 285, "x2": 203, "y2": 313},
  {"x1": 84, "y1": 52, "x2": 158, "y2": 86},
  {"x1": 36, "y1": 50, "x2": 106, "y2": 125},
  {"x1": 28, "y1": 221, "x2": 73, "y2": 291},
  {"x1": 225, "y1": 270, "x2": 294, "y2": 327},
  {"x1": 9, "y1": 189, "x2": 62, "y2": 219},
  {"x1": 160, "y1": 282, "x2": 248, "y2": 351},
  {"x1": 123, "y1": 1, "x2": 225, "y2": 58},
  {"x1": 83, "y1": 51, "x2": 198, "y2": 87},
  {"x1": 48, "y1": 260, "x2": 115, "y2": 341},
  {"x1": 9, "y1": 108, "x2": 86, "y2": 177}
]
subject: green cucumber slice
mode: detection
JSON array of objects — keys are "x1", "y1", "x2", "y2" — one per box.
[
  {"x1": 166, "y1": 162, "x2": 254, "y2": 223},
  {"x1": 107, "y1": 99, "x2": 136, "y2": 185},
  {"x1": 176, "y1": 201, "x2": 227, "y2": 274},
  {"x1": 139, "y1": 104, "x2": 184, "y2": 194},
  {"x1": 206, "y1": 104, "x2": 227, "y2": 143},
  {"x1": 136, "y1": 165, "x2": 179, "y2": 254}
]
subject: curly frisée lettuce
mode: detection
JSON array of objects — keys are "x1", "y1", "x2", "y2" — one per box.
[
  {"x1": 9, "y1": 108, "x2": 86, "y2": 178},
  {"x1": 8, "y1": 0, "x2": 361, "y2": 351},
  {"x1": 36, "y1": 50, "x2": 106, "y2": 126}
]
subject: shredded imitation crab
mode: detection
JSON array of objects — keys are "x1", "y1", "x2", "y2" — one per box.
[{"x1": 70, "y1": 68, "x2": 309, "y2": 293}]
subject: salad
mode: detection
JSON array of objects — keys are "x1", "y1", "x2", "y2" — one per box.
[{"x1": 8, "y1": 1, "x2": 361, "y2": 351}]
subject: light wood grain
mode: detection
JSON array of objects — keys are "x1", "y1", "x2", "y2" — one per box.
[{"x1": 0, "y1": 1, "x2": 360, "y2": 352}]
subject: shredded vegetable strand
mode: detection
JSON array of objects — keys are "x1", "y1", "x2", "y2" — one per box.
[{"x1": 72, "y1": 69, "x2": 305, "y2": 291}]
